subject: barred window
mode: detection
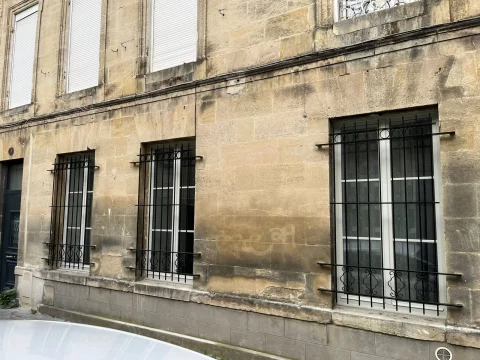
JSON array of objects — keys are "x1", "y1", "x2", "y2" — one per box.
[
  {"x1": 337, "y1": 0, "x2": 417, "y2": 21},
  {"x1": 45, "y1": 153, "x2": 96, "y2": 270},
  {"x1": 130, "y1": 141, "x2": 198, "y2": 283},
  {"x1": 323, "y1": 110, "x2": 460, "y2": 315}
]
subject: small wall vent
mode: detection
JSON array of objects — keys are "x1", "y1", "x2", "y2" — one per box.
[{"x1": 435, "y1": 347, "x2": 452, "y2": 360}]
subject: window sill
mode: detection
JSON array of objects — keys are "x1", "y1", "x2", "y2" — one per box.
[
  {"x1": 144, "y1": 61, "x2": 197, "y2": 92},
  {"x1": 0, "y1": 103, "x2": 31, "y2": 119},
  {"x1": 55, "y1": 86, "x2": 100, "y2": 110},
  {"x1": 333, "y1": 1, "x2": 424, "y2": 36},
  {"x1": 332, "y1": 305, "x2": 447, "y2": 342}
]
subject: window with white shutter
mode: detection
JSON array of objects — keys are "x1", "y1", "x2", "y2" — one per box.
[
  {"x1": 66, "y1": 0, "x2": 102, "y2": 93},
  {"x1": 8, "y1": 5, "x2": 38, "y2": 109},
  {"x1": 151, "y1": 0, "x2": 198, "y2": 73}
]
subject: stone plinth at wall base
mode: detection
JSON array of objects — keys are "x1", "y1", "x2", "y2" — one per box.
[{"x1": 38, "y1": 305, "x2": 289, "y2": 360}]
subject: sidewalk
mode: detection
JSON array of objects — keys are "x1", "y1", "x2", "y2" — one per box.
[{"x1": 0, "y1": 307, "x2": 62, "y2": 321}]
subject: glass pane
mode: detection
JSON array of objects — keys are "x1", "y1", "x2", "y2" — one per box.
[
  {"x1": 67, "y1": 193, "x2": 83, "y2": 227},
  {"x1": 177, "y1": 232, "x2": 194, "y2": 275},
  {"x1": 343, "y1": 181, "x2": 381, "y2": 239},
  {"x1": 7, "y1": 163, "x2": 23, "y2": 191},
  {"x1": 153, "y1": 148, "x2": 175, "y2": 188},
  {"x1": 68, "y1": 163, "x2": 85, "y2": 192},
  {"x1": 152, "y1": 189, "x2": 173, "y2": 230},
  {"x1": 342, "y1": 132, "x2": 379, "y2": 181},
  {"x1": 84, "y1": 229, "x2": 91, "y2": 264},
  {"x1": 390, "y1": 123, "x2": 433, "y2": 178},
  {"x1": 150, "y1": 231, "x2": 172, "y2": 272},
  {"x1": 180, "y1": 144, "x2": 196, "y2": 187},
  {"x1": 392, "y1": 179, "x2": 435, "y2": 240},
  {"x1": 85, "y1": 193, "x2": 93, "y2": 229},
  {"x1": 179, "y1": 188, "x2": 195, "y2": 231},
  {"x1": 393, "y1": 242, "x2": 438, "y2": 304},
  {"x1": 343, "y1": 239, "x2": 383, "y2": 297}
]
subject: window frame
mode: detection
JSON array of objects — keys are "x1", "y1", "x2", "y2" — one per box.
[
  {"x1": 334, "y1": 0, "x2": 420, "y2": 22},
  {"x1": 147, "y1": 144, "x2": 196, "y2": 283},
  {"x1": 139, "y1": 0, "x2": 205, "y2": 77},
  {"x1": 64, "y1": 0, "x2": 103, "y2": 94},
  {"x1": 61, "y1": 157, "x2": 93, "y2": 269},
  {"x1": 333, "y1": 111, "x2": 446, "y2": 316},
  {"x1": 3, "y1": 2, "x2": 40, "y2": 111}
]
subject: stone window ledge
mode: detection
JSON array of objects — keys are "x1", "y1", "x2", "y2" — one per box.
[
  {"x1": 333, "y1": 1, "x2": 425, "y2": 36},
  {"x1": 332, "y1": 305, "x2": 446, "y2": 341}
]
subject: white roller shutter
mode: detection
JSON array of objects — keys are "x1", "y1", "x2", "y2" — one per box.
[
  {"x1": 151, "y1": 0, "x2": 198, "y2": 72},
  {"x1": 8, "y1": 5, "x2": 38, "y2": 109},
  {"x1": 67, "y1": 0, "x2": 102, "y2": 93}
]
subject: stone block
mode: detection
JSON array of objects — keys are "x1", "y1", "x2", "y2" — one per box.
[
  {"x1": 198, "y1": 321, "x2": 231, "y2": 343},
  {"x1": 247, "y1": 312, "x2": 285, "y2": 336},
  {"x1": 230, "y1": 329, "x2": 266, "y2": 352},
  {"x1": 213, "y1": 307, "x2": 248, "y2": 330},
  {"x1": 444, "y1": 184, "x2": 477, "y2": 218},
  {"x1": 109, "y1": 290, "x2": 133, "y2": 308},
  {"x1": 43, "y1": 285, "x2": 54, "y2": 306},
  {"x1": 133, "y1": 294, "x2": 157, "y2": 313},
  {"x1": 284, "y1": 318, "x2": 327, "y2": 344},
  {"x1": 265, "y1": 334, "x2": 306, "y2": 360},
  {"x1": 265, "y1": 8, "x2": 311, "y2": 41},
  {"x1": 305, "y1": 343, "x2": 351, "y2": 360},
  {"x1": 327, "y1": 325, "x2": 375, "y2": 355},
  {"x1": 89, "y1": 287, "x2": 110, "y2": 304},
  {"x1": 375, "y1": 333, "x2": 429, "y2": 360}
]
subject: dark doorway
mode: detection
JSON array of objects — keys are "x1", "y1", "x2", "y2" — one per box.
[{"x1": 0, "y1": 162, "x2": 23, "y2": 290}]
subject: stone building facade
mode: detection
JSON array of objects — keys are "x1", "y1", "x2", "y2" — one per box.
[{"x1": 0, "y1": 0, "x2": 479, "y2": 359}]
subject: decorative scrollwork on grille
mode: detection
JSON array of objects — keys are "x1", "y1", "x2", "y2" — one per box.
[
  {"x1": 340, "y1": 0, "x2": 415, "y2": 20},
  {"x1": 340, "y1": 266, "x2": 356, "y2": 293},
  {"x1": 415, "y1": 272, "x2": 434, "y2": 302},
  {"x1": 362, "y1": 268, "x2": 380, "y2": 296},
  {"x1": 388, "y1": 270, "x2": 405, "y2": 299}
]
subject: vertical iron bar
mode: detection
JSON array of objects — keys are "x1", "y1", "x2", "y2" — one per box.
[
  {"x1": 355, "y1": 122, "x2": 360, "y2": 306},
  {"x1": 141, "y1": 148, "x2": 148, "y2": 279},
  {"x1": 415, "y1": 115, "x2": 426, "y2": 314},
  {"x1": 342, "y1": 123, "x2": 349, "y2": 304},
  {"x1": 366, "y1": 121, "x2": 373, "y2": 307},
  {"x1": 147, "y1": 148, "x2": 154, "y2": 279},
  {"x1": 153, "y1": 146, "x2": 160, "y2": 280},
  {"x1": 135, "y1": 148, "x2": 142, "y2": 279},
  {"x1": 402, "y1": 116, "x2": 412, "y2": 313},
  {"x1": 389, "y1": 118, "x2": 399, "y2": 312},
  {"x1": 49, "y1": 158, "x2": 58, "y2": 269},
  {"x1": 332, "y1": 129, "x2": 338, "y2": 307},
  {"x1": 379, "y1": 118, "x2": 385, "y2": 310},
  {"x1": 429, "y1": 114, "x2": 440, "y2": 315}
]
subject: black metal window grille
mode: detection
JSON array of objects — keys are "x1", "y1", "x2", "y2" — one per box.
[
  {"x1": 338, "y1": 0, "x2": 415, "y2": 20},
  {"x1": 129, "y1": 141, "x2": 199, "y2": 282},
  {"x1": 318, "y1": 110, "x2": 461, "y2": 315},
  {"x1": 44, "y1": 153, "x2": 96, "y2": 270}
]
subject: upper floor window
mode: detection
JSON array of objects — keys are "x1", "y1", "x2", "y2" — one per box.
[
  {"x1": 46, "y1": 153, "x2": 96, "y2": 270},
  {"x1": 130, "y1": 141, "x2": 199, "y2": 283},
  {"x1": 327, "y1": 110, "x2": 457, "y2": 316},
  {"x1": 150, "y1": 0, "x2": 198, "y2": 72},
  {"x1": 337, "y1": 0, "x2": 417, "y2": 21},
  {"x1": 66, "y1": 0, "x2": 102, "y2": 93},
  {"x1": 8, "y1": 4, "x2": 38, "y2": 109}
]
